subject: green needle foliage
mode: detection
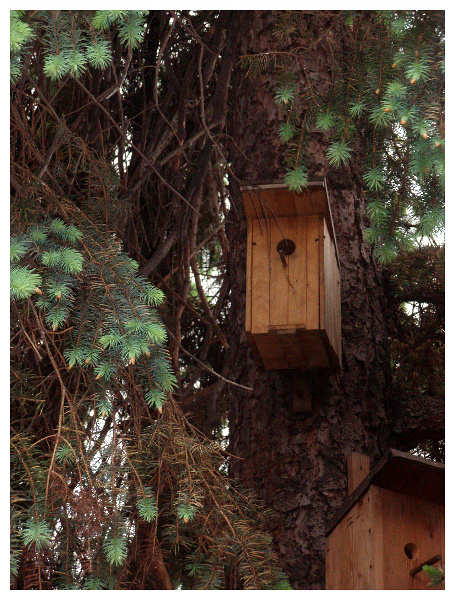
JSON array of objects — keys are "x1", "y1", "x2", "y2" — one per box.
[
  {"x1": 284, "y1": 166, "x2": 308, "y2": 192},
  {"x1": 137, "y1": 490, "x2": 158, "y2": 522},
  {"x1": 10, "y1": 10, "x2": 146, "y2": 82},
  {"x1": 263, "y1": 10, "x2": 444, "y2": 262},
  {"x1": 422, "y1": 564, "x2": 444, "y2": 587},
  {"x1": 11, "y1": 8, "x2": 442, "y2": 590},
  {"x1": 22, "y1": 520, "x2": 52, "y2": 552},
  {"x1": 104, "y1": 534, "x2": 128, "y2": 567},
  {"x1": 10, "y1": 11, "x2": 290, "y2": 589}
]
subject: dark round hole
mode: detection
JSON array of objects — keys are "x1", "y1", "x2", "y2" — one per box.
[
  {"x1": 276, "y1": 239, "x2": 296, "y2": 256},
  {"x1": 404, "y1": 543, "x2": 417, "y2": 559}
]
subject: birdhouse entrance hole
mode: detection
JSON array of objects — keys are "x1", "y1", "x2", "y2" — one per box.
[
  {"x1": 404, "y1": 543, "x2": 417, "y2": 560},
  {"x1": 277, "y1": 238, "x2": 296, "y2": 266}
]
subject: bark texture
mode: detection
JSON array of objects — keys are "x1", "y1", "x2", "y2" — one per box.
[{"x1": 225, "y1": 12, "x2": 390, "y2": 589}]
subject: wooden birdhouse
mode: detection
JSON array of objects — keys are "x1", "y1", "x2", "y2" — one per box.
[
  {"x1": 325, "y1": 449, "x2": 445, "y2": 590},
  {"x1": 241, "y1": 180, "x2": 341, "y2": 370}
]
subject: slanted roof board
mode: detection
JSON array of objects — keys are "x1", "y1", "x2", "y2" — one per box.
[
  {"x1": 240, "y1": 178, "x2": 340, "y2": 268},
  {"x1": 326, "y1": 448, "x2": 445, "y2": 536}
]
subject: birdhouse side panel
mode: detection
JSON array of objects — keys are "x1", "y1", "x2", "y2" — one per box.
[
  {"x1": 322, "y1": 218, "x2": 342, "y2": 365},
  {"x1": 325, "y1": 486, "x2": 384, "y2": 589},
  {"x1": 379, "y1": 486, "x2": 445, "y2": 589}
]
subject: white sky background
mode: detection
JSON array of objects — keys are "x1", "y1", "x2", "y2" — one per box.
[{"x1": 1, "y1": 2, "x2": 453, "y2": 597}]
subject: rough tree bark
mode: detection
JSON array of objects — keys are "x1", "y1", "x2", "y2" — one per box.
[{"x1": 224, "y1": 12, "x2": 391, "y2": 589}]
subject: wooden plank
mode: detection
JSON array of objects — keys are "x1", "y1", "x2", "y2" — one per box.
[
  {"x1": 296, "y1": 329, "x2": 330, "y2": 370},
  {"x1": 333, "y1": 240, "x2": 342, "y2": 362},
  {"x1": 326, "y1": 486, "x2": 383, "y2": 589},
  {"x1": 327, "y1": 485, "x2": 446, "y2": 590},
  {"x1": 373, "y1": 449, "x2": 445, "y2": 505},
  {"x1": 347, "y1": 452, "x2": 370, "y2": 495},
  {"x1": 276, "y1": 329, "x2": 305, "y2": 369},
  {"x1": 269, "y1": 217, "x2": 289, "y2": 326},
  {"x1": 253, "y1": 332, "x2": 300, "y2": 370},
  {"x1": 241, "y1": 180, "x2": 340, "y2": 268},
  {"x1": 327, "y1": 449, "x2": 445, "y2": 537},
  {"x1": 322, "y1": 218, "x2": 342, "y2": 366},
  {"x1": 288, "y1": 216, "x2": 306, "y2": 326},
  {"x1": 322, "y1": 178, "x2": 341, "y2": 269},
  {"x1": 245, "y1": 219, "x2": 253, "y2": 332},
  {"x1": 319, "y1": 217, "x2": 325, "y2": 334},
  {"x1": 306, "y1": 215, "x2": 321, "y2": 330},
  {"x1": 242, "y1": 186, "x2": 326, "y2": 219},
  {"x1": 380, "y1": 487, "x2": 445, "y2": 589},
  {"x1": 335, "y1": 269, "x2": 342, "y2": 361},
  {"x1": 251, "y1": 218, "x2": 270, "y2": 333}
]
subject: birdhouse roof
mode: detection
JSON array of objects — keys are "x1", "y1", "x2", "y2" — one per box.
[
  {"x1": 240, "y1": 178, "x2": 340, "y2": 267},
  {"x1": 326, "y1": 449, "x2": 445, "y2": 536}
]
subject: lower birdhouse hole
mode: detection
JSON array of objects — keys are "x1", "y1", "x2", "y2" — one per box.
[{"x1": 404, "y1": 543, "x2": 417, "y2": 559}]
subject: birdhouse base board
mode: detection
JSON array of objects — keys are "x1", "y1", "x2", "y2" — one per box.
[{"x1": 247, "y1": 329, "x2": 339, "y2": 371}]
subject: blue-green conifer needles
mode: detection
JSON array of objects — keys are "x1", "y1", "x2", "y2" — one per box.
[
  {"x1": 11, "y1": 218, "x2": 175, "y2": 399},
  {"x1": 268, "y1": 10, "x2": 444, "y2": 262},
  {"x1": 10, "y1": 10, "x2": 147, "y2": 82}
]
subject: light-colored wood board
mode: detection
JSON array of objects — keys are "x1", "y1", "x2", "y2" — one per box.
[
  {"x1": 323, "y1": 218, "x2": 342, "y2": 365},
  {"x1": 251, "y1": 218, "x2": 270, "y2": 333},
  {"x1": 319, "y1": 216, "x2": 326, "y2": 334},
  {"x1": 242, "y1": 186, "x2": 327, "y2": 219},
  {"x1": 326, "y1": 486, "x2": 383, "y2": 589},
  {"x1": 305, "y1": 216, "x2": 321, "y2": 330},
  {"x1": 380, "y1": 487, "x2": 445, "y2": 589},
  {"x1": 241, "y1": 183, "x2": 339, "y2": 265},
  {"x1": 245, "y1": 219, "x2": 253, "y2": 332},
  {"x1": 269, "y1": 217, "x2": 290, "y2": 326},
  {"x1": 288, "y1": 216, "x2": 306, "y2": 326}
]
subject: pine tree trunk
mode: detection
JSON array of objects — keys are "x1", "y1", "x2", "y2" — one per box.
[{"x1": 224, "y1": 11, "x2": 390, "y2": 589}]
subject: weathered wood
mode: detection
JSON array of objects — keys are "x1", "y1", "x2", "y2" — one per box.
[
  {"x1": 288, "y1": 216, "x2": 307, "y2": 326},
  {"x1": 242, "y1": 183, "x2": 341, "y2": 370},
  {"x1": 245, "y1": 219, "x2": 253, "y2": 333},
  {"x1": 242, "y1": 180, "x2": 339, "y2": 259},
  {"x1": 326, "y1": 449, "x2": 445, "y2": 590},
  {"x1": 323, "y1": 218, "x2": 342, "y2": 363},
  {"x1": 347, "y1": 452, "x2": 370, "y2": 495},
  {"x1": 326, "y1": 486, "x2": 383, "y2": 589},
  {"x1": 270, "y1": 217, "x2": 290, "y2": 326},
  {"x1": 306, "y1": 215, "x2": 321, "y2": 330},
  {"x1": 381, "y1": 487, "x2": 444, "y2": 589},
  {"x1": 327, "y1": 449, "x2": 445, "y2": 537},
  {"x1": 251, "y1": 218, "x2": 269, "y2": 333},
  {"x1": 326, "y1": 485, "x2": 445, "y2": 590}
]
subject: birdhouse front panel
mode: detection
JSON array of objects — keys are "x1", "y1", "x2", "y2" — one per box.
[{"x1": 242, "y1": 182, "x2": 341, "y2": 370}]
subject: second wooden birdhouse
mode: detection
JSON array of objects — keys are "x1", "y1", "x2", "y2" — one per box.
[
  {"x1": 325, "y1": 450, "x2": 445, "y2": 590},
  {"x1": 242, "y1": 180, "x2": 341, "y2": 370}
]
